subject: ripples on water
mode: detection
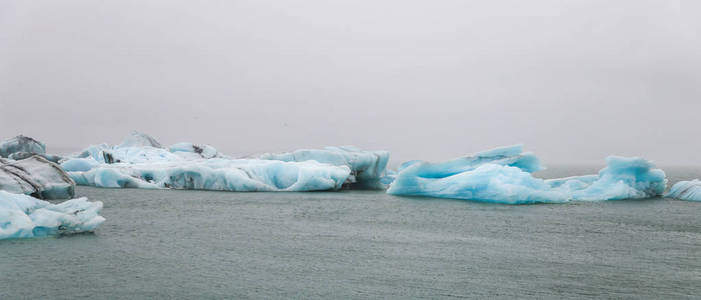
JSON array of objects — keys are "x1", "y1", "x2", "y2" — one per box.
[{"x1": 1, "y1": 166, "x2": 700, "y2": 299}]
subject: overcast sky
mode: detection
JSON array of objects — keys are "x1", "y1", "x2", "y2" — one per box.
[{"x1": 1, "y1": 0, "x2": 699, "y2": 166}]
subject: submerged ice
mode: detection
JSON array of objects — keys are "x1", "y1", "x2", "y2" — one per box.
[
  {"x1": 387, "y1": 145, "x2": 666, "y2": 204},
  {"x1": 0, "y1": 191, "x2": 105, "y2": 240},
  {"x1": 665, "y1": 179, "x2": 701, "y2": 201},
  {"x1": 61, "y1": 132, "x2": 379, "y2": 192}
]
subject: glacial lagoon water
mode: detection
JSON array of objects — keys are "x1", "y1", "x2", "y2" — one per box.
[{"x1": 1, "y1": 166, "x2": 700, "y2": 299}]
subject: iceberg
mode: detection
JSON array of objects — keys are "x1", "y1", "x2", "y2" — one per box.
[
  {"x1": 261, "y1": 146, "x2": 390, "y2": 189},
  {"x1": 0, "y1": 135, "x2": 46, "y2": 158},
  {"x1": 62, "y1": 132, "x2": 357, "y2": 192},
  {"x1": 0, "y1": 191, "x2": 104, "y2": 240},
  {"x1": 1, "y1": 156, "x2": 75, "y2": 200},
  {"x1": 387, "y1": 145, "x2": 666, "y2": 204},
  {"x1": 68, "y1": 159, "x2": 350, "y2": 191},
  {"x1": 665, "y1": 179, "x2": 701, "y2": 201}
]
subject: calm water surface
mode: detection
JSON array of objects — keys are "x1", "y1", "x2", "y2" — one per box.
[{"x1": 1, "y1": 167, "x2": 700, "y2": 299}]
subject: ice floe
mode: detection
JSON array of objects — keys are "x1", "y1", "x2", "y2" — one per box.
[
  {"x1": 0, "y1": 190, "x2": 104, "y2": 240},
  {"x1": 387, "y1": 145, "x2": 666, "y2": 204}
]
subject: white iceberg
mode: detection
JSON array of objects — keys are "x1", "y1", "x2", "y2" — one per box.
[
  {"x1": 387, "y1": 145, "x2": 666, "y2": 204},
  {"x1": 665, "y1": 179, "x2": 701, "y2": 201},
  {"x1": 62, "y1": 132, "x2": 359, "y2": 192},
  {"x1": 0, "y1": 190, "x2": 105, "y2": 240},
  {"x1": 1, "y1": 156, "x2": 75, "y2": 200},
  {"x1": 261, "y1": 146, "x2": 390, "y2": 189}
]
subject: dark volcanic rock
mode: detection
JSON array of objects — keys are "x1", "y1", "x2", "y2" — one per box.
[{"x1": 8, "y1": 152, "x2": 62, "y2": 163}]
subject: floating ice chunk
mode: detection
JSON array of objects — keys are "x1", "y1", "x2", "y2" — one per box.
[
  {"x1": 665, "y1": 179, "x2": 701, "y2": 201},
  {"x1": 0, "y1": 191, "x2": 105, "y2": 240},
  {"x1": 387, "y1": 145, "x2": 666, "y2": 204},
  {"x1": 388, "y1": 163, "x2": 567, "y2": 204},
  {"x1": 0, "y1": 135, "x2": 46, "y2": 158},
  {"x1": 65, "y1": 134, "x2": 388, "y2": 191},
  {"x1": 393, "y1": 145, "x2": 542, "y2": 182},
  {"x1": 0, "y1": 156, "x2": 75, "y2": 200},
  {"x1": 563, "y1": 156, "x2": 666, "y2": 201},
  {"x1": 261, "y1": 146, "x2": 390, "y2": 189},
  {"x1": 117, "y1": 131, "x2": 163, "y2": 148},
  {"x1": 68, "y1": 159, "x2": 351, "y2": 192}
]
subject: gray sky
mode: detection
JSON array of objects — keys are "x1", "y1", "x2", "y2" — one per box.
[{"x1": 1, "y1": 0, "x2": 700, "y2": 166}]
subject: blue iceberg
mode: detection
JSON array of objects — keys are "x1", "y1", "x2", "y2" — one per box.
[
  {"x1": 61, "y1": 133, "x2": 368, "y2": 192},
  {"x1": 387, "y1": 145, "x2": 666, "y2": 204},
  {"x1": 665, "y1": 179, "x2": 701, "y2": 201},
  {"x1": 0, "y1": 191, "x2": 105, "y2": 240},
  {"x1": 261, "y1": 146, "x2": 390, "y2": 189}
]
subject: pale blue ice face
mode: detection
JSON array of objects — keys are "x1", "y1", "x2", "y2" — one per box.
[
  {"x1": 665, "y1": 179, "x2": 701, "y2": 201},
  {"x1": 387, "y1": 145, "x2": 667, "y2": 204}
]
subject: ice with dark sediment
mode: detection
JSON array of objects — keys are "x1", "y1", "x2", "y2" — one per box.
[
  {"x1": 260, "y1": 146, "x2": 390, "y2": 189},
  {"x1": 0, "y1": 156, "x2": 75, "y2": 200}
]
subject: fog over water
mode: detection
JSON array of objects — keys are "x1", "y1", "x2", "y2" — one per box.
[{"x1": 1, "y1": 0, "x2": 700, "y2": 166}]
